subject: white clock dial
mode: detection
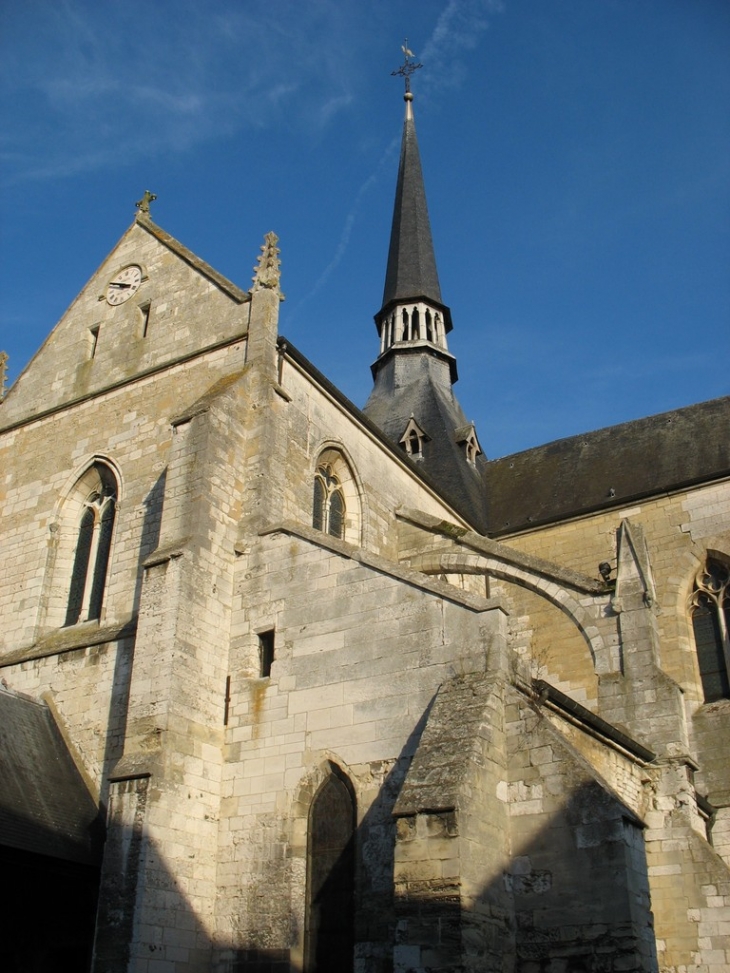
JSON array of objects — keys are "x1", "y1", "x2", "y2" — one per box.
[{"x1": 106, "y1": 265, "x2": 143, "y2": 305}]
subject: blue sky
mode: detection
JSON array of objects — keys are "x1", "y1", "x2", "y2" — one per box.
[{"x1": 1, "y1": 0, "x2": 728, "y2": 458}]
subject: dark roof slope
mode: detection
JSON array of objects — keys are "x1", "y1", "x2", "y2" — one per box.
[
  {"x1": 364, "y1": 352, "x2": 488, "y2": 531},
  {"x1": 0, "y1": 689, "x2": 103, "y2": 864},
  {"x1": 381, "y1": 103, "x2": 442, "y2": 310},
  {"x1": 484, "y1": 396, "x2": 730, "y2": 535}
]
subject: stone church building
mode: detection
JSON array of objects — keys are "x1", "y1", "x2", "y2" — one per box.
[{"x1": 1, "y1": 84, "x2": 729, "y2": 973}]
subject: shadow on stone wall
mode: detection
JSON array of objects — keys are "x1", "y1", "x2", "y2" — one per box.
[
  {"x1": 87, "y1": 774, "x2": 657, "y2": 972},
  {"x1": 392, "y1": 777, "x2": 658, "y2": 973},
  {"x1": 0, "y1": 816, "x2": 101, "y2": 973},
  {"x1": 99, "y1": 472, "x2": 166, "y2": 809},
  {"x1": 28, "y1": 681, "x2": 658, "y2": 973}
]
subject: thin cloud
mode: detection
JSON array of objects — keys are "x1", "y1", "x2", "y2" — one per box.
[
  {"x1": 293, "y1": 0, "x2": 504, "y2": 316},
  {"x1": 419, "y1": 0, "x2": 504, "y2": 99},
  {"x1": 291, "y1": 135, "x2": 400, "y2": 317},
  {"x1": 0, "y1": 0, "x2": 359, "y2": 186}
]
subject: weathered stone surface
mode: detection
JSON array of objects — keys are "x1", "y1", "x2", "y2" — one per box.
[{"x1": 0, "y1": 200, "x2": 728, "y2": 973}]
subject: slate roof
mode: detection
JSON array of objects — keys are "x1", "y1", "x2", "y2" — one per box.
[
  {"x1": 0, "y1": 688, "x2": 103, "y2": 864},
  {"x1": 363, "y1": 352, "x2": 488, "y2": 531},
  {"x1": 484, "y1": 396, "x2": 730, "y2": 535},
  {"x1": 380, "y1": 97, "x2": 444, "y2": 314}
]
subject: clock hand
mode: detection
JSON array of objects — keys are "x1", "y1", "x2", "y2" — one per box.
[{"x1": 109, "y1": 281, "x2": 132, "y2": 289}]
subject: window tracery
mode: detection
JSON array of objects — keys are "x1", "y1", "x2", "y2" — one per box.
[
  {"x1": 62, "y1": 463, "x2": 118, "y2": 627},
  {"x1": 311, "y1": 449, "x2": 361, "y2": 545},
  {"x1": 313, "y1": 464, "x2": 345, "y2": 540},
  {"x1": 689, "y1": 557, "x2": 730, "y2": 702}
]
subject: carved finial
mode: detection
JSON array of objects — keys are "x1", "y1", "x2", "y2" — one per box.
[
  {"x1": 251, "y1": 231, "x2": 284, "y2": 296},
  {"x1": 391, "y1": 38, "x2": 422, "y2": 96},
  {"x1": 0, "y1": 351, "x2": 8, "y2": 401},
  {"x1": 135, "y1": 190, "x2": 157, "y2": 216}
]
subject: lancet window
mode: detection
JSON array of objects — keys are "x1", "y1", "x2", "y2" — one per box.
[
  {"x1": 64, "y1": 465, "x2": 118, "y2": 626},
  {"x1": 313, "y1": 465, "x2": 345, "y2": 540},
  {"x1": 378, "y1": 303, "x2": 448, "y2": 354},
  {"x1": 311, "y1": 448, "x2": 361, "y2": 545},
  {"x1": 689, "y1": 557, "x2": 730, "y2": 702}
]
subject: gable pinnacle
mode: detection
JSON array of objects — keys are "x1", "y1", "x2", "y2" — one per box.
[
  {"x1": 0, "y1": 351, "x2": 8, "y2": 401},
  {"x1": 251, "y1": 231, "x2": 284, "y2": 297}
]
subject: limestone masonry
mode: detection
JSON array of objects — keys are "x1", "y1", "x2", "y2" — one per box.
[{"x1": 1, "y1": 87, "x2": 729, "y2": 973}]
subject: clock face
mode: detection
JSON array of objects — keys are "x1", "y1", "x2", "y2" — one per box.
[{"x1": 106, "y1": 265, "x2": 142, "y2": 305}]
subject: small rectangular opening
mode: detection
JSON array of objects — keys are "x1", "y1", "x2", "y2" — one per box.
[
  {"x1": 89, "y1": 325, "x2": 100, "y2": 359},
  {"x1": 139, "y1": 302, "x2": 151, "y2": 337},
  {"x1": 258, "y1": 630, "x2": 275, "y2": 678}
]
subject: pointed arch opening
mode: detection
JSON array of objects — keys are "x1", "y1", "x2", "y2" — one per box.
[
  {"x1": 425, "y1": 308, "x2": 433, "y2": 341},
  {"x1": 690, "y1": 556, "x2": 730, "y2": 702},
  {"x1": 311, "y1": 448, "x2": 361, "y2": 545},
  {"x1": 313, "y1": 466, "x2": 345, "y2": 539},
  {"x1": 50, "y1": 461, "x2": 119, "y2": 629},
  {"x1": 304, "y1": 766, "x2": 355, "y2": 973},
  {"x1": 401, "y1": 308, "x2": 409, "y2": 341}
]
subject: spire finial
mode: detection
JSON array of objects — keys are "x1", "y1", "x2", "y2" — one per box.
[
  {"x1": 0, "y1": 351, "x2": 8, "y2": 401},
  {"x1": 391, "y1": 39, "x2": 422, "y2": 98}
]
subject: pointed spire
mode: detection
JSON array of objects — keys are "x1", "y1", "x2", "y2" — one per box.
[
  {"x1": 363, "y1": 52, "x2": 487, "y2": 531},
  {"x1": 381, "y1": 88, "x2": 442, "y2": 310}
]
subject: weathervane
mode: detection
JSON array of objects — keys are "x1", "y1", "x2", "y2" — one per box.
[{"x1": 391, "y1": 39, "x2": 422, "y2": 94}]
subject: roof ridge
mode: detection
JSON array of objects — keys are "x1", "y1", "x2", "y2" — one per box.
[{"x1": 135, "y1": 214, "x2": 250, "y2": 304}]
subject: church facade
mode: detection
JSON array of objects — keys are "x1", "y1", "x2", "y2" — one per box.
[{"x1": 1, "y1": 87, "x2": 729, "y2": 973}]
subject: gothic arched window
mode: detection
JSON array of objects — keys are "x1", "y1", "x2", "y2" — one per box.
[
  {"x1": 690, "y1": 558, "x2": 730, "y2": 702},
  {"x1": 64, "y1": 466, "x2": 117, "y2": 626},
  {"x1": 313, "y1": 464, "x2": 345, "y2": 540},
  {"x1": 305, "y1": 770, "x2": 355, "y2": 973},
  {"x1": 311, "y1": 449, "x2": 361, "y2": 545}
]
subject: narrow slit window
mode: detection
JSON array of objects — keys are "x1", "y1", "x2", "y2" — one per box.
[
  {"x1": 259, "y1": 630, "x2": 275, "y2": 678},
  {"x1": 89, "y1": 326, "x2": 100, "y2": 359},
  {"x1": 139, "y1": 302, "x2": 151, "y2": 337}
]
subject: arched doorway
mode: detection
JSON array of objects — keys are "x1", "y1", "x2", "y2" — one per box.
[{"x1": 305, "y1": 769, "x2": 355, "y2": 972}]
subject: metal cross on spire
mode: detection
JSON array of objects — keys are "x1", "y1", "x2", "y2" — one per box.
[{"x1": 391, "y1": 39, "x2": 422, "y2": 94}]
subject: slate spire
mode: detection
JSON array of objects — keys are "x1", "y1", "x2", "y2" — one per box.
[
  {"x1": 381, "y1": 91, "x2": 443, "y2": 310},
  {"x1": 370, "y1": 82, "x2": 454, "y2": 375},
  {"x1": 363, "y1": 62, "x2": 487, "y2": 531}
]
